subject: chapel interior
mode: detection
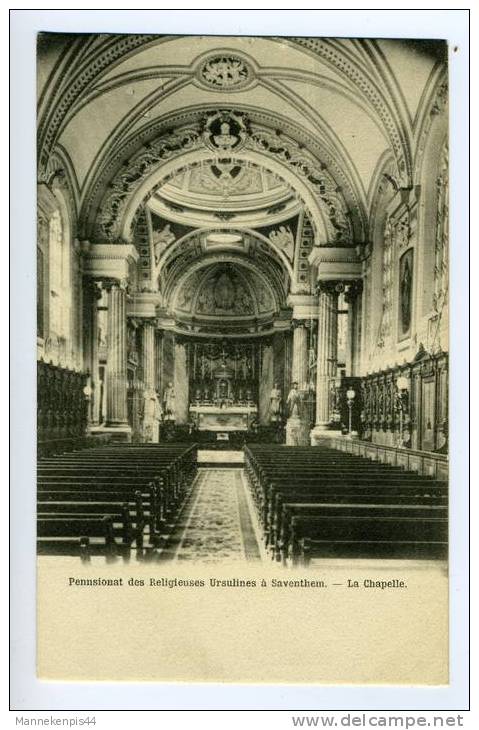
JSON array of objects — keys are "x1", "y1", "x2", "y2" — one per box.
[{"x1": 36, "y1": 34, "x2": 449, "y2": 564}]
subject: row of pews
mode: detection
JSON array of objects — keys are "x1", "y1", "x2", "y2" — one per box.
[
  {"x1": 37, "y1": 443, "x2": 197, "y2": 560},
  {"x1": 244, "y1": 445, "x2": 448, "y2": 566}
]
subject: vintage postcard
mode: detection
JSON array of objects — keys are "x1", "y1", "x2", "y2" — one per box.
[{"x1": 34, "y1": 30, "x2": 452, "y2": 685}]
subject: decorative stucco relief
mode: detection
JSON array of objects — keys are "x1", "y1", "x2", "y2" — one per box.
[
  {"x1": 93, "y1": 113, "x2": 353, "y2": 245},
  {"x1": 199, "y1": 55, "x2": 252, "y2": 90}
]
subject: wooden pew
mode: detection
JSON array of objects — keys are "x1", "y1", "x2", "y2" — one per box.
[
  {"x1": 37, "y1": 516, "x2": 119, "y2": 559},
  {"x1": 299, "y1": 536, "x2": 448, "y2": 564},
  {"x1": 37, "y1": 493, "x2": 146, "y2": 548},
  {"x1": 265, "y1": 483, "x2": 448, "y2": 552},
  {"x1": 289, "y1": 511, "x2": 448, "y2": 565},
  {"x1": 243, "y1": 444, "x2": 449, "y2": 565},
  {"x1": 37, "y1": 443, "x2": 198, "y2": 558},
  {"x1": 278, "y1": 502, "x2": 447, "y2": 564},
  {"x1": 257, "y1": 478, "x2": 447, "y2": 536},
  {"x1": 37, "y1": 463, "x2": 185, "y2": 515}
]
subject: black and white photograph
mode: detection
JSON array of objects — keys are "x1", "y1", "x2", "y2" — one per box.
[
  {"x1": 10, "y1": 2, "x2": 477, "y2": 715},
  {"x1": 5, "y1": 2, "x2": 474, "y2": 717},
  {"x1": 35, "y1": 32, "x2": 450, "y2": 575}
]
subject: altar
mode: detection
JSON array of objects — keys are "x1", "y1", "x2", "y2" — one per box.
[{"x1": 189, "y1": 404, "x2": 258, "y2": 432}]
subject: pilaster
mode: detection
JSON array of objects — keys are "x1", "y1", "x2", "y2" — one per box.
[
  {"x1": 104, "y1": 280, "x2": 131, "y2": 437},
  {"x1": 311, "y1": 281, "x2": 339, "y2": 443}
]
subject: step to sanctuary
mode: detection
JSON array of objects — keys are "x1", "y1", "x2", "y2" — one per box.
[{"x1": 197, "y1": 450, "x2": 244, "y2": 467}]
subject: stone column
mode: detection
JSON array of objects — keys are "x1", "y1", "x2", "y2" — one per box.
[
  {"x1": 155, "y1": 330, "x2": 163, "y2": 395},
  {"x1": 291, "y1": 319, "x2": 309, "y2": 389},
  {"x1": 312, "y1": 282, "x2": 339, "y2": 439},
  {"x1": 285, "y1": 320, "x2": 310, "y2": 445},
  {"x1": 344, "y1": 280, "x2": 363, "y2": 376},
  {"x1": 141, "y1": 319, "x2": 158, "y2": 441},
  {"x1": 90, "y1": 291, "x2": 99, "y2": 424},
  {"x1": 359, "y1": 245, "x2": 372, "y2": 376},
  {"x1": 82, "y1": 280, "x2": 105, "y2": 427},
  {"x1": 259, "y1": 341, "x2": 274, "y2": 425},
  {"x1": 142, "y1": 319, "x2": 156, "y2": 393},
  {"x1": 105, "y1": 280, "x2": 130, "y2": 433},
  {"x1": 82, "y1": 279, "x2": 97, "y2": 425},
  {"x1": 174, "y1": 337, "x2": 189, "y2": 424}
]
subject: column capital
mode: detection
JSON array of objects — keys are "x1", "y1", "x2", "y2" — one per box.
[
  {"x1": 315, "y1": 280, "x2": 342, "y2": 296},
  {"x1": 344, "y1": 280, "x2": 363, "y2": 303},
  {"x1": 127, "y1": 316, "x2": 142, "y2": 329},
  {"x1": 83, "y1": 277, "x2": 104, "y2": 300},
  {"x1": 37, "y1": 181, "x2": 59, "y2": 218},
  {"x1": 291, "y1": 318, "x2": 308, "y2": 330},
  {"x1": 101, "y1": 278, "x2": 129, "y2": 292},
  {"x1": 174, "y1": 333, "x2": 191, "y2": 347},
  {"x1": 142, "y1": 317, "x2": 157, "y2": 327}
]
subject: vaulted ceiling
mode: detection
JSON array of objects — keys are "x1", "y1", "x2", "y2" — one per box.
[
  {"x1": 38, "y1": 34, "x2": 446, "y2": 236},
  {"x1": 38, "y1": 33, "x2": 447, "y2": 327}
]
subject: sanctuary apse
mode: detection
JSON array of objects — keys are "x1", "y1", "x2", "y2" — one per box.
[{"x1": 36, "y1": 35, "x2": 449, "y2": 465}]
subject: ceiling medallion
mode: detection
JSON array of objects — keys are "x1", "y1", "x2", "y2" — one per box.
[
  {"x1": 199, "y1": 55, "x2": 251, "y2": 90},
  {"x1": 201, "y1": 110, "x2": 249, "y2": 153}
]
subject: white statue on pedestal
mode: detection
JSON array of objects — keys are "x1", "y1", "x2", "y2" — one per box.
[
  {"x1": 286, "y1": 381, "x2": 301, "y2": 418},
  {"x1": 269, "y1": 382, "x2": 282, "y2": 421},
  {"x1": 285, "y1": 382, "x2": 309, "y2": 445},
  {"x1": 144, "y1": 390, "x2": 162, "y2": 442},
  {"x1": 163, "y1": 381, "x2": 176, "y2": 420}
]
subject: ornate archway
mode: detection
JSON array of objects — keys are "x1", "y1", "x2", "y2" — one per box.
[{"x1": 81, "y1": 108, "x2": 365, "y2": 248}]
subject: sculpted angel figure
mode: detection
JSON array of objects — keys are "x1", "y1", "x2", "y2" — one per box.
[
  {"x1": 153, "y1": 224, "x2": 176, "y2": 264},
  {"x1": 269, "y1": 226, "x2": 294, "y2": 261}
]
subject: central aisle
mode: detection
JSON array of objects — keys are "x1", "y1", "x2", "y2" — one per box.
[{"x1": 162, "y1": 469, "x2": 262, "y2": 563}]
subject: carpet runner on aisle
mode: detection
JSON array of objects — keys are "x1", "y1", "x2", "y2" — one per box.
[{"x1": 162, "y1": 468, "x2": 261, "y2": 563}]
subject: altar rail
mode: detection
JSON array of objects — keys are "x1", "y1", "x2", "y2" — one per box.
[
  {"x1": 159, "y1": 423, "x2": 284, "y2": 447},
  {"x1": 318, "y1": 435, "x2": 448, "y2": 482}
]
